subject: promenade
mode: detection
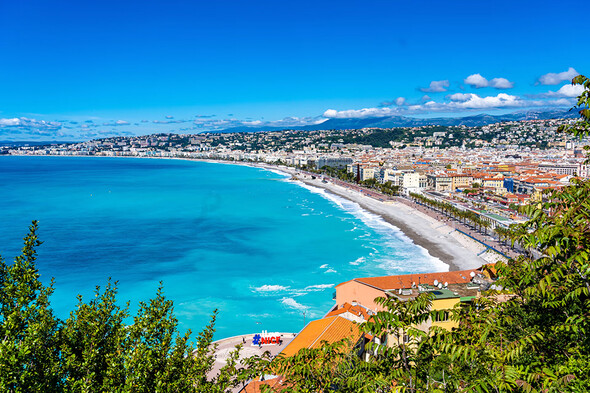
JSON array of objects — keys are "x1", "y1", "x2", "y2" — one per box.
[
  {"x1": 208, "y1": 332, "x2": 297, "y2": 391},
  {"x1": 394, "y1": 196, "x2": 520, "y2": 259},
  {"x1": 286, "y1": 168, "x2": 521, "y2": 266}
]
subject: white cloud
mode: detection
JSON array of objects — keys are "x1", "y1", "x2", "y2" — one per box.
[
  {"x1": 323, "y1": 107, "x2": 397, "y2": 119},
  {"x1": 538, "y1": 67, "x2": 579, "y2": 85},
  {"x1": 243, "y1": 120, "x2": 263, "y2": 125},
  {"x1": 464, "y1": 74, "x2": 488, "y2": 88},
  {"x1": 324, "y1": 93, "x2": 532, "y2": 119},
  {"x1": 420, "y1": 80, "x2": 450, "y2": 92},
  {"x1": 447, "y1": 93, "x2": 472, "y2": 102},
  {"x1": 102, "y1": 120, "x2": 130, "y2": 126},
  {"x1": 540, "y1": 84, "x2": 584, "y2": 98},
  {"x1": 324, "y1": 268, "x2": 337, "y2": 273},
  {"x1": 0, "y1": 117, "x2": 62, "y2": 130},
  {"x1": 380, "y1": 97, "x2": 406, "y2": 107},
  {"x1": 489, "y1": 77, "x2": 514, "y2": 89},
  {"x1": 465, "y1": 74, "x2": 514, "y2": 89},
  {"x1": 280, "y1": 297, "x2": 308, "y2": 311},
  {"x1": 439, "y1": 93, "x2": 523, "y2": 109},
  {"x1": 0, "y1": 118, "x2": 21, "y2": 126},
  {"x1": 254, "y1": 284, "x2": 290, "y2": 292}
]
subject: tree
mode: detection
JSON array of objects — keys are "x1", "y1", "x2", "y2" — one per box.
[
  {"x1": 266, "y1": 339, "x2": 385, "y2": 393},
  {"x1": 558, "y1": 74, "x2": 590, "y2": 138},
  {"x1": 361, "y1": 293, "x2": 436, "y2": 391},
  {"x1": 0, "y1": 221, "x2": 61, "y2": 392},
  {"x1": 59, "y1": 280, "x2": 129, "y2": 392},
  {"x1": 0, "y1": 222, "x2": 248, "y2": 392}
]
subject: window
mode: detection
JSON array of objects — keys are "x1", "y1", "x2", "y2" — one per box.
[{"x1": 433, "y1": 311, "x2": 449, "y2": 322}]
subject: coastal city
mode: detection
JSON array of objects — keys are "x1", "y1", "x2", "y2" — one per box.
[
  {"x1": 3, "y1": 0, "x2": 590, "y2": 389},
  {"x1": 5, "y1": 116, "x2": 587, "y2": 236},
  {"x1": 7, "y1": 115, "x2": 588, "y2": 391}
]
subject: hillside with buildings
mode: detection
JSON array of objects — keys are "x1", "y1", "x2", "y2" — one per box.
[{"x1": 5, "y1": 117, "x2": 587, "y2": 231}]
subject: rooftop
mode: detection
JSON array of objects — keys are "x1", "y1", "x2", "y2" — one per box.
[
  {"x1": 280, "y1": 316, "x2": 362, "y2": 358},
  {"x1": 339, "y1": 268, "x2": 481, "y2": 292}
]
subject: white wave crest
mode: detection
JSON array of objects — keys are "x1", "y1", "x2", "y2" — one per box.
[
  {"x1": 290, "y1": 180, "x2": 447, "y2": 273},
  {"x1": 304, "y1": 284, "x2": 334, "y2": 291},
  {"x1": 280, "y1": 297, "x2": 308, "y2": 311},
  {"x1": 265, "y1": 168, "x2": 291, "y2": 178},
  {"x1": 254, "y1": 285, "x2": 290, "y2": 292}
]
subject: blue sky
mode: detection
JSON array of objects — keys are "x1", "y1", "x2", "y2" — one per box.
[{"x1": 0, "y1": 0, "x2": 587, "y2": 140}]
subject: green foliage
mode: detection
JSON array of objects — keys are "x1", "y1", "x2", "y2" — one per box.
[
  {"x1": 410, "y1": 191, "x2": 491, "y2": 233},
  {"x1": 60, "y1": 280, "x2": 129, "y2": 392},
  {"x1": 261, "y1": 76, "x2": 590, "y2": 392},
  {"x1": 362, "y1": 294, "x2": 434, "y2": 391},
  {"x1": 558, "y1": 75, "x2": 590, "y2": 139},
  {"x1": 0, "y1": 221, "x2": 61, "y2": 392},
  {"x1": 0, "y1": 221, "x2": 247, "y2": 393},
  {"x1": 324, "y1": 128, "x2": 410, "y2": 148},
  {"x1": 268, "y1": 339, "x2": 385, "y2": 393}
]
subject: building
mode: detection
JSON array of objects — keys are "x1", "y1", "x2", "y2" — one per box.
[
  {"x1": 335, "y1": 269, "x2": 487, "y2": 332},
  {"x1": 481, "y1": 177, "x2": 506, "y2": 194},
  {"x1": 280, "y1": 316, "x2": 365, "y2": 358},
  {"x1": 348, "y1": 164, "x2": 378, "y2": 181},
  {"x1": 427, "y1": 173, "x2": 453, "y2": 192},
  {"x1": 451, "y1": 174, "x2": 473, "y2": 190},
  {"x1": 539, "y1": 162, "x2": 581, "y2": 176},
  {"x1": 315, "y1": 156, "x2": 354, "y2": 169}
]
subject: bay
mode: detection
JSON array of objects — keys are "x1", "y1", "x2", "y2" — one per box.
[{"x1": 0, "y1": 156, "x2": 445, "y2": 338}]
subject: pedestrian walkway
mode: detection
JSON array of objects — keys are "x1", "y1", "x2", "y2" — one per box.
[
  {"x1": 396, "y1": 197, "x2": 521, "y2": 259},
  {"x1": 207, "y1": 332, "x2": 297, "y2": 381}
]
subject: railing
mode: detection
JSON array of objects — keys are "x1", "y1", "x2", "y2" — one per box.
[{"x1": 455, "y1": 229, "x2": 510, "y2": 259}]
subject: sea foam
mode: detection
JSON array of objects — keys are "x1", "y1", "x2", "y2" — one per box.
[{"x1": 292, "y1": 180, "x2": 448, "y2": 273}]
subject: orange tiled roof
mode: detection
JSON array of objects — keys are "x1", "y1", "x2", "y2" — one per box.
[
  {"x1": 280, "y1": 316, "x2": 361, "y2": 357},
  {"x1": 349, "y1": 269, "x2": 480, "y2": 291},
  {"x1": 325, "y1": 302, "x2": 371, "y2": 321},
  {"x1": 242, "y1": 376, "x2": 286, "y2": 392}
]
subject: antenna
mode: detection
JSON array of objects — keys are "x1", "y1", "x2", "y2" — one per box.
[
  {"x1": 470, "y1": 271, "x2": 476, "y2": 277},
  {"x1": 434, "y1": 279, "x2": 439, "y2": 286}
]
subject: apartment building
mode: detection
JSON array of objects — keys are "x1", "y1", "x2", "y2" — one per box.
[
  {"x1": 335, "y1": 268, "x2": 489, "y2": 335},
  {"x1": 451, "y1": 174, "x2": 473, "y2": 190},
  {"x1": 427, "y1": 173, "x2": 453, "y2": 192}
]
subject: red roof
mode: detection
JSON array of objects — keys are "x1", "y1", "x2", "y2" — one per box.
[
  {"x1": 339, "y1": 268, "x2": 480, "y2": 291},
  {"x1": 325, "y1": 302, "x2": 371, "y2": 320}
]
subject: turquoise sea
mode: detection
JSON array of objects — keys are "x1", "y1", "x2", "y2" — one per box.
[{"x1": 0, "y1": 156, "x2": 446, "y2": 338}]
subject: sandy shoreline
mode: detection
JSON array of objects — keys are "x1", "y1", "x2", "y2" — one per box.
[
  {"x1": 214, "y1": 161, "x2": 492, "y2": 272},
  {"x1": 280, "y1": 170, "x2": 489, "y2": 272}
]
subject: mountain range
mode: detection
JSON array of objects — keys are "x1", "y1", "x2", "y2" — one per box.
[{"x1": 218, "y1": 109, "x2": 578, "y2": 133}]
